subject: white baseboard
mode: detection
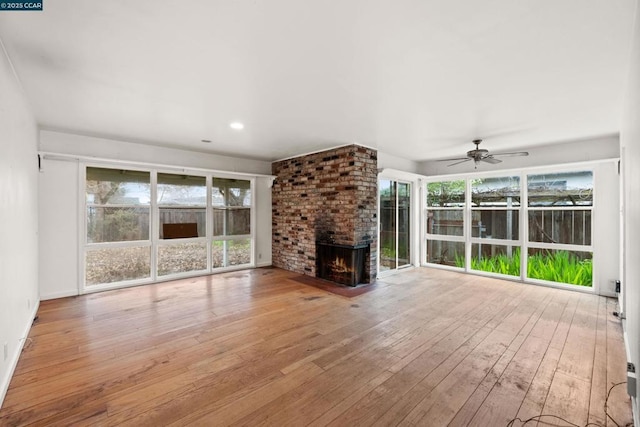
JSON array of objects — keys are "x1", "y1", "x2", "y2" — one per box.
[
  {"x1": 0, "y1": 300, "x2": 40, "y2": 409},
  {"x1": 622, "y1": 324, "x2": 639, "y2": 424},
  {"x1": 256, "y1": 261, "x2": 272, "y2": 268},
  {"x1": 40, "y1": 290, "x2": 78, "y2": 301},
  {"x1": 599, "y1": 290, "x2": 618, "y2": 298}
]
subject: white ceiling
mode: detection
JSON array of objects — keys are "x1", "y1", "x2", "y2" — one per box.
[{"x1": 0, "y1": 0, "x2": 636, "y2": 162}]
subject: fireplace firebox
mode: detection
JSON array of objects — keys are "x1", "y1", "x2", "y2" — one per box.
[{"x1": 316, "y1": 242, "x2": 369, "y2": 286}]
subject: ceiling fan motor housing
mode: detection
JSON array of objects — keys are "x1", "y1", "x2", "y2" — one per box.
[{"x1": 468, "y1": 148, "x2": 489, "y2": 159}]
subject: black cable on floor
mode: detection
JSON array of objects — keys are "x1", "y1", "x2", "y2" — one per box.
[{"x1": 506, "y1": 381, "x2": 633, "y2": 427}]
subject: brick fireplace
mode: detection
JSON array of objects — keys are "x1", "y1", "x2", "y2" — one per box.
[{"x1": 271, "y1": 145, "x2": 378, "y2": 283}]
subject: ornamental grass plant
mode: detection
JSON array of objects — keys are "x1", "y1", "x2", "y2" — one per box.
[
  {"x1": 527, "y1": 249, "x2": 592, "y2": 286},
  {"x1": 455, "y1": 248, "x2": 592, "y2": 286}
]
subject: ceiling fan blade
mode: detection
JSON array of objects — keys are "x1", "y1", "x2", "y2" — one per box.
[
  {"x1": 492, "y1": 151, "x2": 529, "y2": 158},
  {"x1": 440, "y1": 139, "x2": 527, "y2": 168},
  {"x1": 480, "y1": 156, "x2": 502, "y2": 164},
  {"x1": 437, "y1": 157, "x2": 469, "y2": 162},
  {"x1": 447, "y1": 158, "x2": 472, "y2": 167}
]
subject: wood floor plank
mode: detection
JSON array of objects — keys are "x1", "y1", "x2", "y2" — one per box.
[
  {"x1": 510, "y1": 294, "x2": 575, "y2": 424},
  {"x1": 170, "y1": 363, "x2": 326, "y2": 426},
  {"x1": 328, "y1": 325, "x2": 490, "y2": 427},
  {"x1": 465, "y1": 335, "x2": 549, "y2": 426},
  {"x1": 555, "y1": 294, "x2": 599, "y2": 382},
  {"x1": 231, "y1": 348, "x2": 400, "y2": 426},
  {"x1": 514, "y1": 346, "x2": 563, "y2": 424},
  {"x1": 447, "y1": 345, "x2": 516, "y2": 427},
  {"x1": 395, "y1": 329, "x2": 515, "y2": 426},
  {"x1": 397, "y1": 288, "x2": 554, "y2": 426},
  {"x1": 588, "y1": 296, "x2": 609, "y2": 426},
  {"x1": 306, "y1": 370, "x2": 395, "y2": 427},
  {"x1": 535, "y1": 294, "x2": 600, "y2": 426},
  {"x1": 605, "y1": 298, "x2": 633, "y2": 427},
  {"x1": 450, "y1": 290, "x2": 567, "y2": 426},
  {"x1": 541, "y1": 371, "x2": 592, "y2": 426},
  {"x1": 0, "y1": 267, "x2": 632, "y2": 427}
]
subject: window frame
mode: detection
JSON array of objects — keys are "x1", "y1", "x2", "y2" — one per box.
[
  {"x1": 82, "y1": 165, "x2": 153, "y2": 290},
  {"x1": 211, "y1": 175, "x2": 254, "y2": 270},
  {"x1": 155, "y1": 173, "x2": 210, "y2": 277},
  {"x1": 524, "y1": 170, "x2": 594, "y2": 287},
  {"x1": 81, "y1": 163, "x2": 256, "y2": 293},
  {"x1": 424, "y1": 179, "x2": 466, "y2": 269},
  {"x1": 469, "y1": 175, "x2": 522, "y2": 277},
  {"x1": 423, "y1": 164, "x2": 596, "y2": 291}
]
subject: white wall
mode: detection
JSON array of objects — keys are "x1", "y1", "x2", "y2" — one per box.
[
  {"x1": 419, "y1": 135, "x2": 620, "y2": 176},
  {"x1": 40, "y1": 130, "x2": 272, "y2": 175},
  {"x1": 0, "y1": 41, "x2": 39, "y2": 408},
  {"x1": 378, "y1": 150, "x2": 420, "y2": 173},
  {"x1": 38, "y1": 158, "x2": 79, "y2": 299},
  {"x1": 38, "y1": 131, "x2": 273, "y2": 300},
  {"x1": 620, "y1": 0, "x2": 640, "y2": 419},
  {"x1": 593, "y1": 160, "x2": 621, "y2": 296}
]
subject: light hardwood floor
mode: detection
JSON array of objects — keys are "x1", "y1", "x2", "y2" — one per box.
[{"x1": 0, "y1": 267, "x2": 633, "y2": 426}]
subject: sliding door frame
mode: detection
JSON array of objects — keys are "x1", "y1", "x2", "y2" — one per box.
[
  {"x1": 80, "y1": 161, "x2": 257, "y2": 294},
  {"x1": 377, "y1": 169, "x2": 420, "y2": 278}
]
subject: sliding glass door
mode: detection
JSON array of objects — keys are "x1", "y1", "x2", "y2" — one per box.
[
  {"x1": 83, "y1": 166, "x2": 254, "y2": 292},
  {"x1": 85, "y1": 167, "x2": 152, "y2": 286},
  {"x1": 379, "y1": 179, "x2": 411, "y2": 275}
]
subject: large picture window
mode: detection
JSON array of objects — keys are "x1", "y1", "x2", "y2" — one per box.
[
  {"x1": 84, "y1": 167, "x2": 255, "y2": 290},
  {"x1": 526, "y1": 171, "x2": 593, "y2": 286},
  {"x1": 424, "y1": 169, "x2": 595, "y2": 288}
]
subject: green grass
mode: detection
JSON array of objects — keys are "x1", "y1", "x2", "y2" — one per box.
[{"x1": 454, "y1": 248, "x2": 592, "y2": 287}]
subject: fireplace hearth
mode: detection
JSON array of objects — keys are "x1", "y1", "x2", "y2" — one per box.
[{"x1": 316, "y1": 242, "x2": 369, "y2": 286}]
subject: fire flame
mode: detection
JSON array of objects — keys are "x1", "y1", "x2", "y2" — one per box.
[{"x1": 331, "y1": 256, "x2": 352, "y2": 273}]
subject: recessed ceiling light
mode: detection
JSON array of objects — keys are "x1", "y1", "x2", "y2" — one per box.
[
  {"x1": 229, "y1": 122, "x2": 245, "y2": 130},
  {"x1": 201, "y1": 139, "x2": 212, "y2": 143}
]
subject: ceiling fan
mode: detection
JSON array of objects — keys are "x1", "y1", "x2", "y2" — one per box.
[{"x1": 439, "y1": 139, "x2": 529, "y2": 168}]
